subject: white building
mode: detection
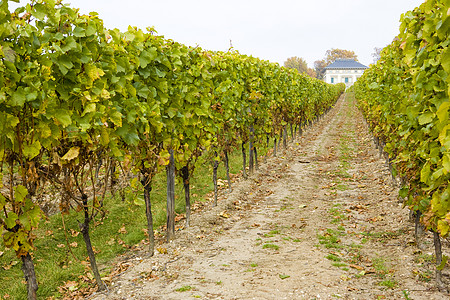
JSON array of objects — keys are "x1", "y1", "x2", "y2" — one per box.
[{"x1": 324, "y1": 59, "x2": 368, "y2": 87}]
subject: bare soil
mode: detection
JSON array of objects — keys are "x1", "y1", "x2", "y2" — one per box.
[{"x1": 90, "y1": 94, "x2": 450, "y2": 300}]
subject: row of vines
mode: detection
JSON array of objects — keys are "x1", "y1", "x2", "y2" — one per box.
[
  {"x1": 354, "y1": 0, "x2": 450, "y2": 291},
  {"x1": 0, "y1": 0, "x2": 345, "y2": 298}
]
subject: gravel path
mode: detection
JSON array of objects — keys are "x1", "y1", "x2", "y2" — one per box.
[{"x1": 91, "y1": 93, "x2": 449, "y2": 300}]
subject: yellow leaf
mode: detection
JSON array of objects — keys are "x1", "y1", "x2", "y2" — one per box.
[
  {"x1": 61, "y1": 147, "x2": 80, "y2": 161},
  {"x1": 437, "y1": 220, "x2": 450, "y2": 237},
  {"x1": 157, "y1": 247, "x2": 168, "y2": 254}
]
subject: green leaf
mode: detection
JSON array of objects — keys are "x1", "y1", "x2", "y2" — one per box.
[
  {"x1": 26, "y1": 91, "x2": 38, "y2": 102},
  {"x1": 443, "y1": 154, "x2": 450, "y2": 173},
  {"x1": 23, "y1": 140, "x2": 41, "y2": 159},
  {"x1": 61, "y1": 36, "x2": 77, "y2": 52},
  {"x1": 86, "y1": 24, "x2": 97, "y2": 36},
  {"x1": 57, "y1": 56, "x2": 74, "y2": 75},
  {"x1": 399, "y1": 186, "x2": 408, "y2": 198},
  {"x1": 82, "y1": 103, "x2": 96, "y2": 116},
  {"x1": 2, "y1": 46, "x2": 16, "y2": 63},
  {"x1": 436, "y1": 102, "x2": 449, "y2": 123},
  {"x1": 55, "y1": 109, "x2": 72, "y2": 127},
  {"x1": 0, "y1": 194, "x2": 6, "y2": 211},
  {"x1": 368, "y1": 82, "x2": 378, "y2": 89},
  {"x1": 72, "y1": 27, "x2": 86, "y2": 37},
  {"x1": 14, "y1": 186, "x2": 28, "y2": 203},
  {"x1": 418, "y1": 112, "x2": 434, "y2": 125},
  {"x1": 139, "y1": 48, "x2": 157, "y2": 68},
  {"x1": 109, "y1": 110, "x2": 123, "y2": 127},
  {"x1": 5, "y1": 212, "x2": 18, "y2": 229},
  {"x1": 32, "y1": 3, "x2": 46, "y2": 20},
  {"x1": 442, "y1": 47, "x2": 450, "y2": 74},
  {"x1": 437, "y1": 255, "x2": 448, "y2": 271},
  {"x1": 10, "y1": 87, "x2": 26, "y2": 106},
  {"x1": 420, "y1": 162, "x2": 431, "y2": 184},
  {"x1": 100, "y1": 127, "x2": 109, "y2": 146}
]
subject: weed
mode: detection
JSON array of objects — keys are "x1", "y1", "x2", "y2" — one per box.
[
  {"x1": 326, "y1": 254, "x2": 341, "y2": 262},
  {"x1": 379, "y1": 278, "x2": 397, "y2": 289},
  {"x1": 415, "y1": 253, "x2": 433, "y2": 265},
  {"x1": 279, "y1": 274, "x2": 290, "y2": 279},
  {"x1": 372, "y1": 256, "x2": 392, "y2": 279},
  {"x1": 317, "y1": 231, "x2": 343, "y2": 249},
  {"x1": 250, "y1": 263, "x2": 258, "y2": 267},
  {"x1": 349, "y1": 242, "x2": 362, "y2": 249},
  {"x1": 331, "y1": 262, "x2": 347, "y2": 268},
  {"x1": 402, "y1": 290, "x2": 411, "y2": 300},
  {"x1": 176, "y1": 285, "x2": 193, "y2": 292},
  {"x1": 264, "y1": 230, "x2": 280, "y2": 238},
  {"x1": 262, "y1": 243, "x2": 279, "y2": 250},
  {"x1": 418, "y1": 270, "x2": 432, "y2": 282}
]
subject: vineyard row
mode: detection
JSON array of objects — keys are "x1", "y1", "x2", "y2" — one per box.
[{"x1": 0, "y1": 1, "x2": 344, "y2": 298}]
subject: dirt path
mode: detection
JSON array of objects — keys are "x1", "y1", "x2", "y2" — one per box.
[{"x1": 91, "y1": 93, "x2": 449, "y2": 300}]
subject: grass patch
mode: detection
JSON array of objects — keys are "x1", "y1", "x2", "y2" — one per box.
[
  {"x1": 331, "y1": 262, "x2": 347, "y2": 268},
  {"x1": 379, "y1": 279, "x2": 397, "y2": 289},
  {"x1": 264, "y1": 230, "x2": 280, "y2": 238},
  {"x1": 262, "y1": 243, "x2": 279, "y2": 250},
  {"x1": 0, "y1": 147, "x2": 247, "y2": 299},
  {"x1": 326, "y1": 254, "x2": 341, "y2": 262},
  {"x1": 418, "y1": 270, "x2": 433, "y2": 282},
  {"x1": 176, "y1": 285, "x2": 193, "y2": 292}
]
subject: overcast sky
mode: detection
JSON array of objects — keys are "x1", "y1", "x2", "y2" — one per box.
[{"x1": 13, "y1": 0, "x2": 424, "y2": 68}]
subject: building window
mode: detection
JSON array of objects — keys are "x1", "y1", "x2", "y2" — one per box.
[
  {"x1": 331, "y1": 78, "x2": 334, "y2": 83},
  {"x1": 345, "y1": 77, "x2": 349, "y2": 83}
]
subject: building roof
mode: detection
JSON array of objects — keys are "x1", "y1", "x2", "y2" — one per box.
[{"x1": 324, "y1": 59, "x2": 368, "y2": 70}]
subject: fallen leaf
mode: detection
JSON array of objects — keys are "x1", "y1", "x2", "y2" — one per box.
[
  {"x1": 175, "y1": 214, "x2": 185, "y2": 222},
  {"x1": 70, "y1": 242, "x2": 78, "y2": 248},
  {"x1": 157, "y1": 247, "x2": 167, "y2": 254},
  {"x1": 2, "y1": 261, "x2": 19, "y2": 270},
  {"x1": 279, "y1": 274, "x2": 290, "y2": 279},
  {"x1": 118, "y1": 224, "x2": 127, "y2": 234},
  {"x1": 57, "y1": 244, "x2": 66, "y2": 248},
  {"x1": 219, "y1": 211, "x2": 230, "y2": 218},
  {"x1": 349, "y1": 264, "x2": 364, "y2": 270},
  {"x1": 70, "y1": 229, "x2": 79, "y2": 237},
  {"x1": 340, "y1": 274, "x2": 351, "y2": 281},
  {"x1": 45, "y1": 230, "x2": 53, "y2": 236}
]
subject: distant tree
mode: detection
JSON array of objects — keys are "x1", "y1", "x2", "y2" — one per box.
[
  {"x1": 324, "y1": 49, "x2": 358, "y2": 64},
  {"x1": 314, "y1": 59, "x2": 328, "y2": 79},
  {"x1": 372, "y1": 47, "x2": 382, "y2": 64},
  {"x1": 314, "y1": 48, "x2": 358, "y2": 79},
  {"x1": 306, "y1": 68, "x2": 316, "y2": 78},
  {"x1": 284, "y1": 56, "x2": 308, "y2": 74},
  {"x1": 284, "y1": 56, "x2": 316, "y2": 78}
]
